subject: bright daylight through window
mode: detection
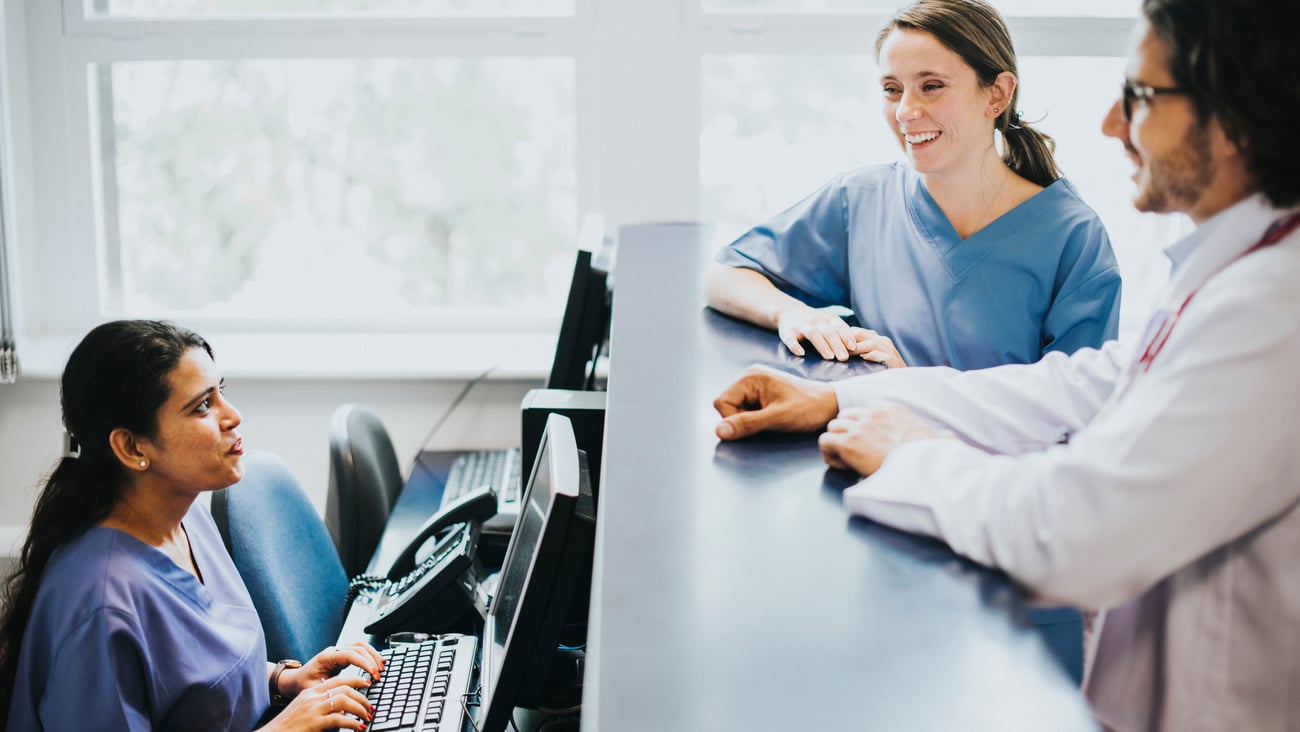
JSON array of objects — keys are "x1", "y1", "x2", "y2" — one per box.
[
  {"x1": 94, "y1": 0, "x2": 575, "y2": 18},
  {"x1": 8, "y1": 1, "x2": 1176, "y2": 359},
  {"x1": 97, "y1": 58, "x2": 575, "y2": 322}
]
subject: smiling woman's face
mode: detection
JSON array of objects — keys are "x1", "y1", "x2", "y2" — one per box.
[{"x1": 878, "y1": 28, "x2": 1000, "y2": 177}]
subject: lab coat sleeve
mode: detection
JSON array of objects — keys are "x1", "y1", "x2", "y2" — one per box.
[
  {"x1": 843, "y1": 270, "x2": 1300, "y2": 610},
  {"x1": 833, "y1": 341, "x2": 1128, "y2": 456}
]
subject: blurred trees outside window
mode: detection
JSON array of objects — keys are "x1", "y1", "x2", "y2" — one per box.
[{"x1": 99, "y1": 58, "x2": 575, "y2": 321}]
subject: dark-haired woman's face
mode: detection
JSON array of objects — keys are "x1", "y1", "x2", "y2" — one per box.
[
  {"x1": 137, "y1": 347, "x2": 245, "y2": 493},
  {"x1": 878, "y1": 28, "x2": 1001, "y2": 176}
]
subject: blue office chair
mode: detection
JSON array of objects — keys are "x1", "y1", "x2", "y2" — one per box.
[
  {"x1": 326, "y1": 403, "x2": 404, "y2": 578},
  {"x1": 211, "y1": 451, "x2": 349, "y2": 662}
]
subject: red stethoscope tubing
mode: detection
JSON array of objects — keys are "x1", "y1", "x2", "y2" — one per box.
[{"x1": 1135, "y1": 211, "x2": 1300, "y2": 373}]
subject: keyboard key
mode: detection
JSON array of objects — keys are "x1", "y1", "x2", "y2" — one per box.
[
  {"x1": 340, "y1": 635, "x2": 477, "y2": 732},
  {"x1": 444, "y1": 448, "x2": 520, "y2": 504}
]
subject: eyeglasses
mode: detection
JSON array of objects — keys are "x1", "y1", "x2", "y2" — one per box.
[{"x1": 1120, "y1": 80, "x2": 1188, "y2": 123}]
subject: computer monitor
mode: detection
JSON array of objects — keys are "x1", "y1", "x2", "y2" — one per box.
[
  {"x1": 547, "y1": 249, "x2": 610, "y2": 391},
  {"x1": 478, "y1": 413, "x2": 596, "y2": 732}
]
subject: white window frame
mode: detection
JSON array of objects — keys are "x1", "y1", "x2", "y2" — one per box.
[{"x1": 9, "y1": 0, "x2": 1145, "y2": 377}]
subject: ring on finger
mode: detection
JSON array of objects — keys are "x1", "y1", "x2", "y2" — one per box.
[{"x1": 327, "y1": 690, "x2": 336, "y2": 713}]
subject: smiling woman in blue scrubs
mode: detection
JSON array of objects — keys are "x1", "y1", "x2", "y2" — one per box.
[
  {"x1": 705, "y1": 0, "x2": 1121, "y2": 371},
  {"x1": 704, "y1": 0, "x2": 1113, "y2": 685},
  {"x1": 0, "y1": 320, "x2": 384, "y2": 731}
]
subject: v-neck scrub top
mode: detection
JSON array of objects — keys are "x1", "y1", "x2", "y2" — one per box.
[
  {"x1": 717, "y1": 162, "x2": 1122, "y2": 369},
  {"x1": 7, "y1": 503, "x2": 270, "y2": 732}
]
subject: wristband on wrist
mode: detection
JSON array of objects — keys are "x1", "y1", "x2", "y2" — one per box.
[{"x1": 269, "y1": 659, "x2": 302, "y2": 704}]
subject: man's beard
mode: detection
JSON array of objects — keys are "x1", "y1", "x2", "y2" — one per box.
[{"x1": 1131, "y1": 121, "x2": 1215, "y2": 215}]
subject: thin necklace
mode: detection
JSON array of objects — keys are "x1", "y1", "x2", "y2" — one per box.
[{"x1": 974, "y1": 165, "x2": 1010, "y2": 235}]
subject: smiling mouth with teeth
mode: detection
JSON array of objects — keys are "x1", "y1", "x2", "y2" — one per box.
[{"x1": 905, "y1": 131, "x2": 941, "y2": 145}]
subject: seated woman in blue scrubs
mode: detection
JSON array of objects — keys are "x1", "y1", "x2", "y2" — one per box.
[
  {"x1": 0, "y1": 320, "x2": 384, "y2": 731},
  {"x1": 705, "y1": 0, "x2": 1113, "y2": 683},
  {"x1": 704, "y1": 0, "x2": 1121, "y2": 371}
]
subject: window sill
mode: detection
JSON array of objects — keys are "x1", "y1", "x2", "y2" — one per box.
[{"x1": 16, "y1": 331, "x2": 557, "y2": 381}]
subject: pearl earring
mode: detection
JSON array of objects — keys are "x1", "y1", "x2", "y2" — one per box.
[{"x1": 139, "y1": 460, "x2": 147, "y2": 468}]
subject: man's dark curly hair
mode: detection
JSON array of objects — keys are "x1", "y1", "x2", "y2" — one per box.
[{"x1": 1142, "y1": 0, "x2": 1300, "y2": 208}]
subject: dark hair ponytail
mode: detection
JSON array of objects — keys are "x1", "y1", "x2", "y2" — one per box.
[
  {"x1": 0, "y1": 320, "x2": 211, "y2": 720},
  {"x1": 876, "y1": 0, "x2": 1061, "y2": 187}
]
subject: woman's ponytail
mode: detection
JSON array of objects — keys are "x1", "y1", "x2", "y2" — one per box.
[
  {"x1": 0, "y1": 319, "x2": 212, "y2": 722},
  {"x1": 999, "y1": 112, "x2": 1060, "y2": 188},
  {"x1": 0, "y1": 455, "x2": 120, "y2": 721}
]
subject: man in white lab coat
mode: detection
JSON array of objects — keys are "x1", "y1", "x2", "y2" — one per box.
[{"x1": 712, "y1": 0, "x2": 1300, "y2": 729}]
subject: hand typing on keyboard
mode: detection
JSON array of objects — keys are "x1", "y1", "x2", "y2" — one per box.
[
  {"x1": 262, "y1": 640, "x2": 385, "y2": 731},
  {"x1": 340, "y1": 635, "x2": 478, "y2": 732},
  {"x1": 263, "y1": 676, "x2": 376, "y2": 731}
]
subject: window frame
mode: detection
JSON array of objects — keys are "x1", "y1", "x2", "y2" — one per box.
[{"x1": 10, "y1": 0, "x2": 1147, "y2": 377}]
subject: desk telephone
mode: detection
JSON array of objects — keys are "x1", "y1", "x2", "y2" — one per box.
[{"x1": 348, "y1": 487, "x2": 499, "y2": 637}]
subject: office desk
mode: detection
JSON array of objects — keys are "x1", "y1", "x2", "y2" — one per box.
[
  {"x1": 584, "y1": 223, "x2": 1096, "y2": 730},
  {"x1": 335, "y1": 452, "x2": 457, "y2": 646},
  {"x1": 363, "y1": 451, "x2": 456, "y2": 577}
]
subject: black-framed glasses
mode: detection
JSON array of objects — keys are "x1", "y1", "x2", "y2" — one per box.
[{"x1": 1120, "y1": 80, "x2": 1188, "y2": 123}]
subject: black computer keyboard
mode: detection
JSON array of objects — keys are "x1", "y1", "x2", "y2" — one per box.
[
  {"x1": 443, "y1": 448, "x2": 522, "y2": 506},
  {"x1": 344, "y1": 635, "x2": 478, "y2": 732}
]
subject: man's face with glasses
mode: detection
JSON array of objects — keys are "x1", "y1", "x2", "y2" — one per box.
[{"x1": 1103, "y1": 19, "x2": 1216, "y2": 221}]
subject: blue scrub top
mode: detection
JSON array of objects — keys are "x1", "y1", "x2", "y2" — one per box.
[
  {"x1": 717, "y1": 162, "x2": 1121, "y2": 369},
  {"x1": 7, "y1": 503, "x2": 270, "y2": 732}
]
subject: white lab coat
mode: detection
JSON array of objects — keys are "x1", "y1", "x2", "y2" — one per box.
[{"x1": 836, "y1": 194, "x2": 1300, "y2": 731}]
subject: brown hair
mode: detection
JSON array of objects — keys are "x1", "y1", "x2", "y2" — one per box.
[
  {"x1": 875, "y1": 0, "x2": 1061, "y2": 187},
  {"x1": 1142, "y1": 0, "x2": 1300, "y2": 207}
]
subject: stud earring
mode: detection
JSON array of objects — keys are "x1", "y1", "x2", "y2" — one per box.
[{"x1": 139, "y1": 460, "x2": 148, "y2": 468}]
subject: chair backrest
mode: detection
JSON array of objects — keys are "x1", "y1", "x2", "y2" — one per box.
[
  {"x1": 325, "y1": 403, "x2": 404, "y2": 577},
  {"x1": 211, "y1": 451, "x2": 349, "y2": 662}
]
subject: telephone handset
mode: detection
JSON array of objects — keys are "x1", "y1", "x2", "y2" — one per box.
[
  {"x1": 387, "y1": 487, "x2": 499, "y2": 579},
  {"x1": 359, "y1": 487, "x2": 499, "y2": 637}
]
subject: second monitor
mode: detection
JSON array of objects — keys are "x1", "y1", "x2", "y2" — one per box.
[
  {"x1": 477, "y1": 413, "x2": 597, "y2": 732},
  {"x1": 547, "y1": 248, "x2": 610, "y2": 392}
]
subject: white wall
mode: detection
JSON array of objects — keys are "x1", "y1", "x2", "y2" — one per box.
[{"x1": 0, "y1": 375, "x2": 539, "y2": 557}]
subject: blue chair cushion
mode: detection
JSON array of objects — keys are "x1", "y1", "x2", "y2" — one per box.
[{"x1": 214, "y1": 451, "x2": 349, "y2": 662}]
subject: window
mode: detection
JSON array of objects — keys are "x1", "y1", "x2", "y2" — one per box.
[
  {"x1": 701, "y1": 0, "x2": 1136, "y2": 16},
  {"x1": 702, "y1": 54, "x2": 896, "y2": 247},
  {"x1": 98, "y1": 57, "x2": 575, "y2": 322},
  {"x1": 9, "y1": 2, "x2": 1170, "y2": 374},
  {"x1": 91, "y1": 0, "x2": 575, "y2": 18},
  {"x1": 22, "y1": 0, "x2": 587, "y2": 345}
]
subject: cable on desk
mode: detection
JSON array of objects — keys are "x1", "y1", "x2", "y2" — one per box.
[
  {"x1": 461, "y1": 681, "x2": 580, "y2": 732},
  {"x1": 556, "y1": 622, "x2": 587, "y2": 654},
  {"x1": 462, "y1": 690, "x2": 537, "y2": 732},
  {"x1": 462, "y1": 684, "x2": 484, "y2": 732},
  {"x1": 342, "y1": 573, "x2": 388, "y2": 615},
  {"x1": 536, "y1": 704, "x2": 582, "y2": 716},
  {"x1": 411, "y1": 365, "x2": 498, "y2": 481},
  {"x1": 535, "y1": 715, "x2": 581, "y2": 732}
]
